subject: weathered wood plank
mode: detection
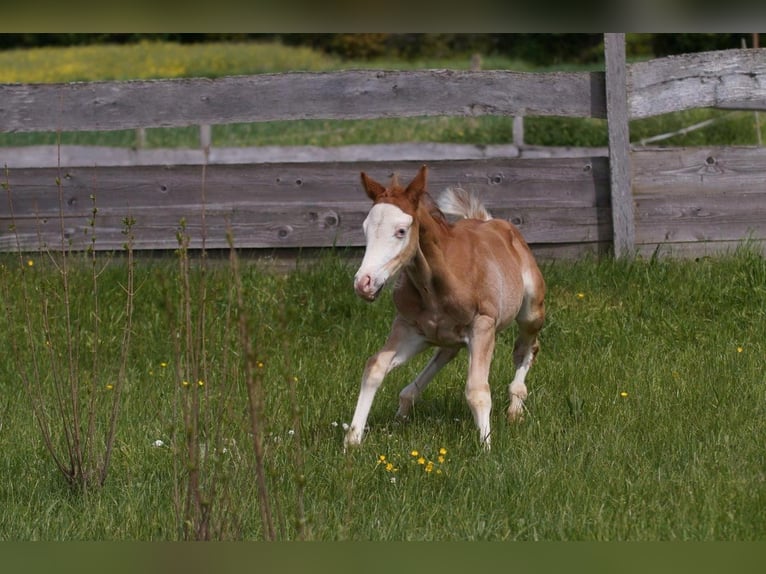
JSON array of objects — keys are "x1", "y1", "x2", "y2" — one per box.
[
  {"x1": 628, "y1": 48, "x2": 766, "y2": 118},
  {"x1": 635, "y1": 192, "x2": 766, "y2": 243},
  {"x1": 631, "y1": 145, "x2": 766, "y2": 177},
  {"x1": 0, "y1": 205, "x2": 609, "y2": 252},
  {"x1": 0, "y1": 143, "x2": 521, "y2": 169},
  {"x1": 632, "y1": 147, "x2": 766, "y2": 245},
  {"x1": 604, "y1": 33, "x2": 635, "y2": 258},
  {"x1": 1, "y1": 158, "x2": 611, "y2": 252},
  {"x1": 0, "y1": 70, "x2": 607, "y2": 134},
  {"x1": 0, "y1": 142, "x2": 609, "y2": 169},
  {"x1": 1, "y1": 158, "x2": 610, "y2": 216}
]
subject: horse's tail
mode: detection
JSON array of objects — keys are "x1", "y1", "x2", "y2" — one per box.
[{"x1": 437, "y1": 187, "x2": 492, "y2": 221}]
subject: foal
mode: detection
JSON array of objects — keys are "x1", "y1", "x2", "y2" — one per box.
[{"x1": 345, "y1": 165, "x2": 545, "y2": 450}]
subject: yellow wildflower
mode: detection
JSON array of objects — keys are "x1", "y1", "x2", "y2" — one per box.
[
  {"x1": 439, "y1": 447, "x2": 447, "y2": 456},
  {"x1": 576, "y1": 292, "x2": 585, "y2": 299},
  {"x1": 417, "y1": 457, "x2": 425, "y2": 465},
  {"x1": 410, "y1": 450, "x2": 419, "y2": 457},
  {"x1": 27, "y1": 259, "x2": 34, "y2": 267},
  {"x1": 620, "y1": 391, "x2": 628, "y2": 398}
]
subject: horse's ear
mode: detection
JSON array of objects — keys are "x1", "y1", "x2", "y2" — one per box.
[
  {"x1": 361, "y1": 172, "x2": 386, "y2": 201},
  {"x1": 404, "y1": 165, "x2": 428, "y2": 203}
]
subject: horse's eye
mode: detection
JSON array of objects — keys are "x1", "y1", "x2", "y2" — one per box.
[{"x1": 395, "y1": 227, "x2": 407, "y2": 238}]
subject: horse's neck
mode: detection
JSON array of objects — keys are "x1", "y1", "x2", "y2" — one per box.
[{"x1": 405, "y1": 205, "x2": 453, "y2": 297}]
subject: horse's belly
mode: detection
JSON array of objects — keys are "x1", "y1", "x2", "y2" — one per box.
[{"x1": 414, "y1": 314, "x2": 469, "y2": 347}]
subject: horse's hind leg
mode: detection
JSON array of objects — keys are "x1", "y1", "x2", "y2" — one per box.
[
  {"x1": 397, "y1": 346, "x2": 460, "y2": 420},
  {"x1": 508, "y1": 277, "x2": 545, "y2": 422}
]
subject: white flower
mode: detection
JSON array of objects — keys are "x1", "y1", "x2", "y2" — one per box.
[
  {"x1": 331, "y1": 421, "x2": 338, "y2": 428},
  {"x1": 287, "y1": 429, "x2": 295, "y2": 436},
  {"x1": 152, "y1": 439, "x2": 165, "y2": 448},
  {"x1": 341, "y1": 423, "x2": 349, "y2": 431}
]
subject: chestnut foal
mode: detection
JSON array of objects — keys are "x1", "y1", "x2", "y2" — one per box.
[{"x1": 345, "y1": 166, "x2": 545, "y2": 450}]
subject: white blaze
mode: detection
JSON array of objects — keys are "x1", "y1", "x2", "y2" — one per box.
[{"x1": 354, "y1": 203, "x2": 414, "y2": 300}]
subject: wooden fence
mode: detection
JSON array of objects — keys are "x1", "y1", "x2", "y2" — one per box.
[{"x1": 1, "y1": 34, "x2": 765, "y2": 261}]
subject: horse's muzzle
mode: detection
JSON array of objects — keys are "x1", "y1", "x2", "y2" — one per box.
[{"x1": 354, "y1": 273, "x2": 383, "y2": 301}]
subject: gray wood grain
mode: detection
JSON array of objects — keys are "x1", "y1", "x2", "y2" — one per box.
[
  {"x1": 605, "y1": 33, "x2": 635, "y2": 258},
  {"x1": 1, "y1": 158, "x2": 610, "y2": 252},
  {"x1": 0, "y1": 143, "x2": 610, "y2": 169},
  {"x1": 0, "y1": 70, "x2": 607, "y2": 134},
  {"x1": 628, "y1": 48, "x2": 766, "y2": 118},
  {"x1": 632, "y1": 147, "x2": 766, "y2": 245}
]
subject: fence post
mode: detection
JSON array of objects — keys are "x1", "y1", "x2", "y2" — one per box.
[
  {"x1": 512, "y1": 114, "x2": 525, "y2": 147},
  {"x1": 199, "y1": 124, "x2": 212, "y2": 151},
  {"x1": 604, "y1": 33, "x2": 635, "y2": 258}
]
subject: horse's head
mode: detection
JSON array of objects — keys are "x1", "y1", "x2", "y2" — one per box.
[{"x1": 353, "y1": 165, "x2": 427, "y2": 301}]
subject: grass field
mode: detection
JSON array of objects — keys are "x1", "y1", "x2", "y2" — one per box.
[{"x1": 1, "y1": 245, "x2": 765, "y2": 540}]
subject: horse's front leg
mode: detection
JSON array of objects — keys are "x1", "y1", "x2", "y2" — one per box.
[
  {"x1": 465, "y1": 315, "x2": 496, "y2": 450},
  {"x1": 344, "y1": 317, "x2": 427, "y2": 450}
]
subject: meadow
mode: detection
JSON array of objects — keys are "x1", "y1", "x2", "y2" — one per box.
[
  {"x1": 1, "y1": 39, "x2": 765, "y2": 542},
  {"x1": 1, "y1": 244, "x2": 766, "y2": 540}
]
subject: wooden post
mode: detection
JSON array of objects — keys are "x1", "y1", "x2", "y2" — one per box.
[
  {"x1": 135, "y1": 127, "x2": 147, "y2": 149},
  {"x1": 604, "y1": 33, "x2": 635, "y2": 258},
  {"x1": 512, "y1": 114, "x2": 525, "y2": 147},
  {"x1": 199, "y1": 124, "x2": 212, "y2": 151}
]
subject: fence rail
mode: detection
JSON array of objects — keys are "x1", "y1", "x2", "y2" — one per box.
[
  {"x1": 0, "y1": 69, "x2": 606, "y2": 134},
  {"x1": 2, "y1": 36, "x2": 766, "y2": 260}
]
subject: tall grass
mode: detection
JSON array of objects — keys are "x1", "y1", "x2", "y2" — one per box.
[
  {"x1": 1, "y1": 244, "x2": 765, "y2": 540},
  {"x1": 1, "y1": 166, "x2": 138, "y2": 493}
]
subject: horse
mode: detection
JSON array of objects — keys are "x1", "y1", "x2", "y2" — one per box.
[{"x1": 344, "y1": 165, "x2": 546, "y2": 450}]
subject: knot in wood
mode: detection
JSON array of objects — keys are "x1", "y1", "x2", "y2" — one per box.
[
  {"x1": 276, "y1": 225, "x2": 293, "y2": 239},
  {"x1": 321, "y1": 210, "x2": 340, "y2": 228}
]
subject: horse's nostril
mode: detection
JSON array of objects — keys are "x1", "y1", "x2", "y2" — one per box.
[{"x1": 354, "y1": 273, "x2": 375, "y2": 296}]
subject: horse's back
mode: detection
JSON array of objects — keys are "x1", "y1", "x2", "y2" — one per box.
[{"x1": 442, "y1": 218, "x2": 540, "y2": 327}]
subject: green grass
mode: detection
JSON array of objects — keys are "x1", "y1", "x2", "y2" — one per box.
[
  {"x1": 0, "y1": 39, "x2": 763, "y2": 149},
  {"x1": 1, "y1": 246, "x2": 765, "y2": 540}
]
